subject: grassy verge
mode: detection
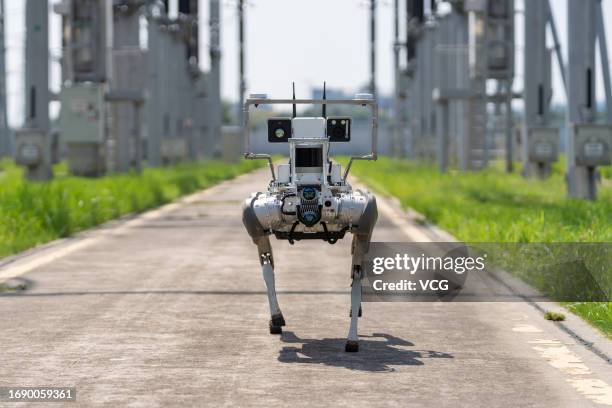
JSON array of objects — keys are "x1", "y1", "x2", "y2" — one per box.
[
  {"x1": 348, "y1": 157, "x2": 612, "y2": 336},
  {"x1": 0, "y1": 159, "x2": 262, "y2": 259}
]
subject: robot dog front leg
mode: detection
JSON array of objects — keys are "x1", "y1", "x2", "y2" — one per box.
[
  {"x1": 345, "y1": 234, "x2": 369, "y2": 352},
  {"x1": 254, "y1": 236, "x2": 286, "y2": 334},
  {"x1": 243, "y1": 196, "x2": 286, "y2": 334}
]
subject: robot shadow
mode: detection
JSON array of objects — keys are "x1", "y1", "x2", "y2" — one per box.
[{"x1": 278, "y1": 331, "x2": 453, "y2": 372}]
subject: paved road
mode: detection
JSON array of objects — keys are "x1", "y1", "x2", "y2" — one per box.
[{"x1": 1, "y1": 168, "x2": 611, "y2": 407}]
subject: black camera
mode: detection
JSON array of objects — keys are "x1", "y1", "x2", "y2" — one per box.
[
  {"x1": 267, "y1": 118, "x2": 292, "y2": 143},
  {"x1": 326, "y1": 117, "x2": 351, "y2": 142}
]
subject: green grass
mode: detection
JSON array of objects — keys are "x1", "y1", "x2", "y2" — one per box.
[
  {"x1": 565, "y1": 302, "x2": 611, "y2": 333},
  {"x1": 544, "y1": 311, "x2": 566, "y2": 322},
  {"x1": 350, "y1": 158, "x2": 611, "y2": 242},
  {"x1": 0, "y1": 159, "x2": 262, "y2": 259},
  {"x1": 349, "y1": 157, "x2": 612, "y2": 336},
  {"x1": 0, "y1": 282, "x2": 27, "y2": 292}
]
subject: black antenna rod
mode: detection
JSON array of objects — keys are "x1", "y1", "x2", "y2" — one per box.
[
  {"x1": 292, "y1": 82, "x2": 297, "y2": 118},
  {"x1": 322, "y1": 82, "x2": 327, "y2": 118}
]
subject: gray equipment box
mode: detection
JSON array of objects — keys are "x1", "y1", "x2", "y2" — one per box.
[
  {"x1": 573, "y1": 124, "x2": 612, "y2": 167},
  {"x1": 15, "y1": 128, "x2": 45, "y2": 167},
  {"x1": 527, "y1": 127, "x2": 559, "y2": 163},
  {"x1": 161, "y1": 138, "x2": 188, "y2": 165},
  {"x1": 59, "y1": 83, "x2": 106, "y2": 144},
  {"x1": 221, "y1": 126, "x2": 242, "y2": 163},
  {"x1": 112, "y1": 49, "x2": 147, "y2": 90},
  {"x1": 67, "y1": 143, "x2": 106, "y2": 176}
]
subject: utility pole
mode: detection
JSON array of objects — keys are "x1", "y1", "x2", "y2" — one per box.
[
  {"x1": 15, "y1": 0, "x2": 53, "y2": 180},
  {"x1": 393, "y1": 0, "x2": 401, "y2": 157},
  {"x1": 147, "y1": 14, "x2": 163, "y2": 167},
  {"x1": 24, "y1": 0, "x2": 50, "y2": 136},
  {"x1": 464, "y1": 0, "x2": 488, "y2": 171},
  {"x1": 522, "y1": 0, "x2": 557, "y2": 178},
  {"x1": 370, "y1": 0, "x2": 377, "y2": 97},
  {"x1": 238, "y1": 0, "x2": 246, "y2": 128},
  {"x1": 0, "y1": 0, "x2": 9, "y2": 157},
  {"x1": 177, "y1": 0, "x2": 199, "y2": 162},
  {"x1": 112, "y1": 1, "x2": 144, "y2": 173},
  {"x1": 596, "y1": 0, "x2": 612, "y2": 122},
  {"x1": 405, "y1": 0, "x2": 424, "y2": 159},
  {"x1": 209, "y1": 0, "x2": 222, "y2": 155},
  {"x1": 566, "y1": 0, "x2": 612, "y2": 200}
]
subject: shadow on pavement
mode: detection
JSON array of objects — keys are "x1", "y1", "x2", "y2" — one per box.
[{"x1": 278, "y1": 331, "x2": 453, "y2": 372}]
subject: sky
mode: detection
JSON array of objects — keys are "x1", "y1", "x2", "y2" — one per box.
[{"x1": 4, "y1": 0, "x2": 612, "y2": 127}]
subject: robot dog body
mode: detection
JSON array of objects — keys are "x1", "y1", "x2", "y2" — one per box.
[{"x1": 242, "y1": 95, "x2": 378, "y2": 352}]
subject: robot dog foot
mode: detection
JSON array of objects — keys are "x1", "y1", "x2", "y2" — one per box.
[
  {"x1": 269, "y1": 313, "x2": 286, "y2": 334},
  {"x1": 345, "y1": 340, "x2": 359, "y2": 353}
]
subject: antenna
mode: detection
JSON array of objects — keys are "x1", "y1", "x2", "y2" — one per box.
[
  {"x1": 322, "y1": 82, "x2": 327, "y2": 118},
  {"x1": 292, "y1": 82, "x2": 297, "y2": 118}
]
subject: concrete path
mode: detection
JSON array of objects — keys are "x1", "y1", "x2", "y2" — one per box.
[{"x1": 1, "y1": 167, "x2": 611, "y2": 407}]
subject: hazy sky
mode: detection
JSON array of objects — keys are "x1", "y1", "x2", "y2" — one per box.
[{"x1": 4, "y1": 0, "x2": 612, "y2": 126}]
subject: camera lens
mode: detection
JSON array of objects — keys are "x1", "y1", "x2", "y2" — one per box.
[{"x1": 332, "y1": 126, "x2": 344, "y2": 139}]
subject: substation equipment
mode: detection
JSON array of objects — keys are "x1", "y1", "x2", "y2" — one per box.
[
  {"x1": 15, "y1": 0, "x2": 224, "y2": 178},
  {"x1": 565, "y1": 0, "x2": 612, "y2": 200},
  {"x1": 399, "y1": 0, "x2": 515, "y2": 172},
  {"x1": 394, "y1": 0, "x2": 612, "y2": 200}
]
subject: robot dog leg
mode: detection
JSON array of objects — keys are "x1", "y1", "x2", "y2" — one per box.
[
  {"x1": 255, "y1": 236, "x2": 286, "y2": 334},
  {"x1": 345, "y1": 208, "x2": 376, "y2": 353},
  {"x1": 241, "y1": 92, "x2": 380, "y2": 351},
  {"x1": 243, "y1": 196, "x2": 286, "y2": 334}
]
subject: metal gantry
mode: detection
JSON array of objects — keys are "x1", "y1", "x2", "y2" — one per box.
[
  {"x1": 393, "y1": 0, "x2": 610, "y2": 200},
  {"x1": 15, "y1": 0, "x2": 226, "y2": 177},
  {"x1": 522, "y1": 0, "x2": 557, "y2": 179}
]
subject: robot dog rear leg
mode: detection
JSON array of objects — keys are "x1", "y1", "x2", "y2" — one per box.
[{"x1": 255, "y1": 236, "x2": 285, "y2": 334}]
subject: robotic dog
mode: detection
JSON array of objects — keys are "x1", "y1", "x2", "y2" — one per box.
[{"x1": 242, "y1": 88, "x2": 378, "y2": 352}]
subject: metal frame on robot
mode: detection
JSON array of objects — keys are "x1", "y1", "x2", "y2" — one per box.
[{"x1": 243, "y1": 97, "x2": 379, "y2": 181}]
